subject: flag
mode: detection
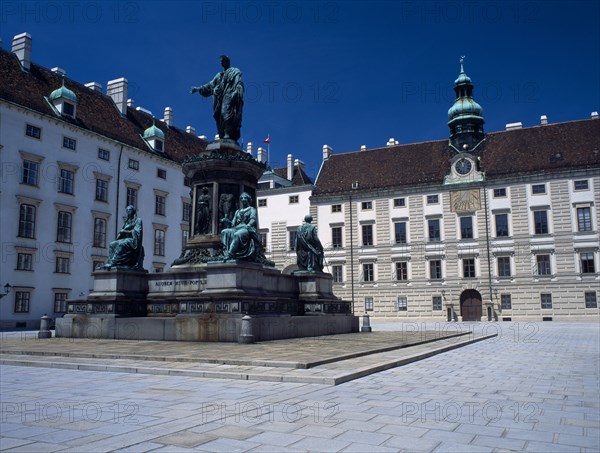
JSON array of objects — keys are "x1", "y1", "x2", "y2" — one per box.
[{"x1": 264, "y1": 134, "x2": 270, "y2": 144}]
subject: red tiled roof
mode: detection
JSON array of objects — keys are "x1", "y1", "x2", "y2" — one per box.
[
  {"x1": 314, "y1": 119, "x2": 600, "y2": 196},
  {"x1": 271, "y1": 166, "x2": 314, "y2": 186},
  {"x1": 0, "y1": 50, "x2": 206, "y2": 163}
]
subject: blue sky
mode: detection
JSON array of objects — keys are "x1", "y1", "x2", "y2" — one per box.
[{"x1": 2, "y1": 0, "x2": 599, "y2": 178}]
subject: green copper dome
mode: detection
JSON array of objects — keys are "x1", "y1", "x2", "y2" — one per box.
[
  {"x1": 49, "y1": 84, "x2": 77, "y2": 103},
  {"x1": 448, "y1": 98, "x2": 483, "y2": 120},
  {"x1": 143, "y1": 124, "x2": 165, "y2": 139}
]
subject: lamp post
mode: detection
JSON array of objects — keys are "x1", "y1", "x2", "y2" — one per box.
[{"x1": 0, "y1": 283, "x2": 12, "y2": 299}]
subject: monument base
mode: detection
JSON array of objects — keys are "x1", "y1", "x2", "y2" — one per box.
[{"x1": 56, "y1": 261, "x2": 359, "y2": 342}]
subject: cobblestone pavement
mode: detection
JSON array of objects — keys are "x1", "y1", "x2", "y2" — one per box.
[{"x1": 1, "y1": 321, "x2": 599, "y2": 452}]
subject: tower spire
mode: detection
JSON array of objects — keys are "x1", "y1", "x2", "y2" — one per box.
[{"x1": 447, "y1": 58, "x2": 485, "y2": 151}]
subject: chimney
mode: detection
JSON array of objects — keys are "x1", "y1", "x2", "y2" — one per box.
[
  {"x1": 246, "y1": 142, "x2": 253, "y2": 155},
  {"x1": 198, "y1": 135, "x2": 207, "y2": 140},
  {"x1": 214, "y1": 134, "x2": 220, "y2": 141},
  {"x1": 361, "y1": 144, "x2": 367, "y2": 151},
  {"x1": 257, "y1": 147, "x2": 266, "y2": 163},
  {"x1": 387, "y1": 138, "x2": 396, "y2": 146},
  {"x1": 322, "y1": 144, "x2": 332, "y2": 160},
  {"x1": 127, "y1": 98, "x2": 135, "y2": 107},
  {"x1": 163, "y1": 107, "x2": 173, "y2": 127},
  {"x1": 286, "y1": 154, "x2": 294, "y2": 180},
  {"x1": 592, "y1": 112, "x2": 599, "y2": 119},
  {"x1": 106, "y1": 77, "x2": 128, "y2": 116},
  {"x1": 294, "y1": 158, "x2": 305, "y2": 169},
  {"x1": 186, "y1": 126, "x2": 196, "y2": 134},
  {"x1": 540, "y1": 115, "x2": 548, "y2": 125},
  {"x1": 505, "y1": 122, "x2": 523, "y2": 130},
  {"x1": 85, "y1": 82, "x2": 103, "y2": 92},
  {"x1": 51, "y1": 67, "x2": 66, "y2": 77},
  {"x1": 12, "y1": 32, "x2": 32, "y2": 71}
]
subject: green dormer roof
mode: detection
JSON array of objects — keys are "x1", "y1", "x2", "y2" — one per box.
[
  {"x1": 49, "y1": 83, "x2": 77, "y2": 103},
  {"x1": 143, "y1": 124, "x2": 165, "y2": 139}
]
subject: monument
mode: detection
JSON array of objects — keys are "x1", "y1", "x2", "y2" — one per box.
[{"x1": 56, "y1": 56, "x2": 358, "y2": 342}]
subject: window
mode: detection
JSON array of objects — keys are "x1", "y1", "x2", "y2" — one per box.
[
  {"x1": 98, "y1": 148, "x2": 110, "y2": 161},
  {"x1": 55, "y1": 256, "x2": 70, "y2": 274},
  {"x1": 362, "y1": 263, "x2": 374, "y2": 282},
  {"x1": 460, "y1": 216, "x2": 473, "y2": 239},
  {"x1": 289, "y1": 195, "x2": 299, "y2": 204},
  {"x1": 393, "y1": 198, "x2": 406, "y2": 207},
  {"x1": 332, "y1": 227, "x2": 343, "y2": 248},
  {"x1": 585, "y1": 292, "x2": 597, "y2": 308},
  {"x1": 332, "y1": 265, "x2": 343, "y2": 283},
  {"x1": 532, "y1": 184, "x2": 546, "y2": 194},
  {"x1": 427, "y1": 194, "x2": 439, "y2": 205},
  {"x1": 495, "y1": 213, "x2": 509, "y2": 237},
  {"x1": 128, "y1": 159, "x2": 139, "y2": 170},
  {"x1": 536, "y1": 255, "x2": 551, "y2": 276},
  {"x1": 289, "y1": 230, "x2": 297, "y2": 251},
  {"x1": 428, "y1": 219, "x2": 441, "y2": 242},
  {"x1": 21, "y1": 160, "x2": 39, "y2": 185},
  {"x1": 364, "y1": 297, "x2": 374, "y2": 311},
  {"x1": 429, "y1": 260, "x2": 442, "y2": 280},
  {"x1": 95, "y1": 179, "x2": 109, "y2": 202},
  {"x1": 157, "y1": 168, "x2": 167, "y2": 179},
  {"x1": 332, "y1": 204, "x2": 342, "y2": 213},
  {"x1": 154, "y1": 229, "x2": 166, "y2": 256},
  {"x1": 361, "y1": 201, "x2": 372, "y2": 210},
  {"x1": 463, "y1": 258, "x2": 476, "y2": 278},
  {"x1": 580, "y1": 252, "x2": 596, "y2": 274},
  {"x1": 17, "y1": 253, "x2": 33, "y2": 271},
  {"x1": 15, "y1": 292, "x2": 30, "y2": 313},
  {"x1": 93, "y1": 218, "x2": 107, "y2": 248},
  {"x1": 497, "y1": 256, "x2": 511, "y2": 277},
  {"x1": 432, "y1": 296, "x2": 442, "y2": 310},
  {"x1": 394, "y1": 222, "x2": 407, "y2": 244},
  {"x1": 362, "y1": 224, "x2": 373, "y2": 246},
  {"x1": 155, "y1": 195, "x2": 166, "y2": 216},
  {"x1": 259, "y1": 232, "x2": 267, "y2": 248},
  {"x1": 56, "y1": 211, "x2": 72, "y2": 243},
  {"x1": 182, "y1": 230, "x2": 189, "y2": 250},
  {"x1": 500, "y1": 294, "x2": 512, "y2": 310},
  {"x1": 540, "y1": 293, "x2": 552, "y2": 309},
  {"x1": 126, "y1": 187, "x2": 138, "y2": 208},
  {"x1": 574, "y1": 180, "x2": 589, "y2": 191},
  {"x1": 58, "y1": 169, "x2": 74, "y2": 194},
  {"x1": 26, "y1": 124, "x2": 41, "y2": 139},
  {"x1": 395, "y1": 261, "x2": 408, "y2": 281},
  {"x1": 534, "y1": 210, "x2": 549, "y2": 235},
  {"x1": 258, "y1": 199, "x2": 267, "y2": 207},
  {"x1": 577, "y1": 207, "x2": 592, "y2": 232},
  {"x1": 63, "y1": 102, "x2": 75, "y2": 117},
  {"x1": 63, "y1": 136, "x2": 77, "y2": 150},
  {"x1": 54, "y1": 293, "x2": 68, "y2": 313},
  {"x1": 154, "y1": 140, "x2": 164, "y2": 152},
  {"x1": 18, "y1": 204, "x2": 36, "y2": 238},
  {"x1": 493, "y1": 188, "x2": 507, "y2": 198},
  {"x1": 183, "y1": 202, "x2": 191, "y2": 222},
  {"x1": 397, "y1": 296, "x2": 407, "y2": 311}
]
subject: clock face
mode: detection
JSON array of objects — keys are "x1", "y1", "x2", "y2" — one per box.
[{"x1": 455, "y1": 158, "x2": 472, "y2": 175}]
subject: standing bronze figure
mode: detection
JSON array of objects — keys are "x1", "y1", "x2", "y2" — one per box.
[
  {"x1": 296, "y1": 215, "x2": 324, "y2": 273},
  {"x1": 191, "y1": 55, "x2": 244, "y2": 142}
]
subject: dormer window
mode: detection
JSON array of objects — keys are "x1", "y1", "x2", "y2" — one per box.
[
  {"x1": 47, "y1": 79, "x2": 78, "y2": 119},
  {"x1": 142, "y1": 123, "x2": 165, "y2": 153}
]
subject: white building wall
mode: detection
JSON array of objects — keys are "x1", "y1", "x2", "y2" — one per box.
[{"x1": 0, "y1": 101, "x2": 188, "y2": 328}]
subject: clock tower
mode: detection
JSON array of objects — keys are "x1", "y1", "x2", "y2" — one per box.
[{"x1": 447, "y1": 57, "x2": 485, "y2": 152}]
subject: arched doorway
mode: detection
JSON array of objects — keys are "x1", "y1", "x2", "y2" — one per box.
[{"x1": 460, "y1": 289, "x2": 482, "y2": 321}]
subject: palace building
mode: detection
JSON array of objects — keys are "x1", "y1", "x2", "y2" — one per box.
[
  {"x1": 0, "y1": 33, "x2": 206, "y2": 328},
  {"x1": 1, "y1": 32, "x2": 598, "y2": 328}
]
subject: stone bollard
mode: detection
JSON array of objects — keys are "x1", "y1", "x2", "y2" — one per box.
[
  {"x1": 38, "y1": 314, "x2": 52, "y2": 339},
  {"x1": 361, "y1": 313, "x2": 372, "y2": 332},
  {"x1": 238, "y1": 314, "x2": 255, "y2": 344}
]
